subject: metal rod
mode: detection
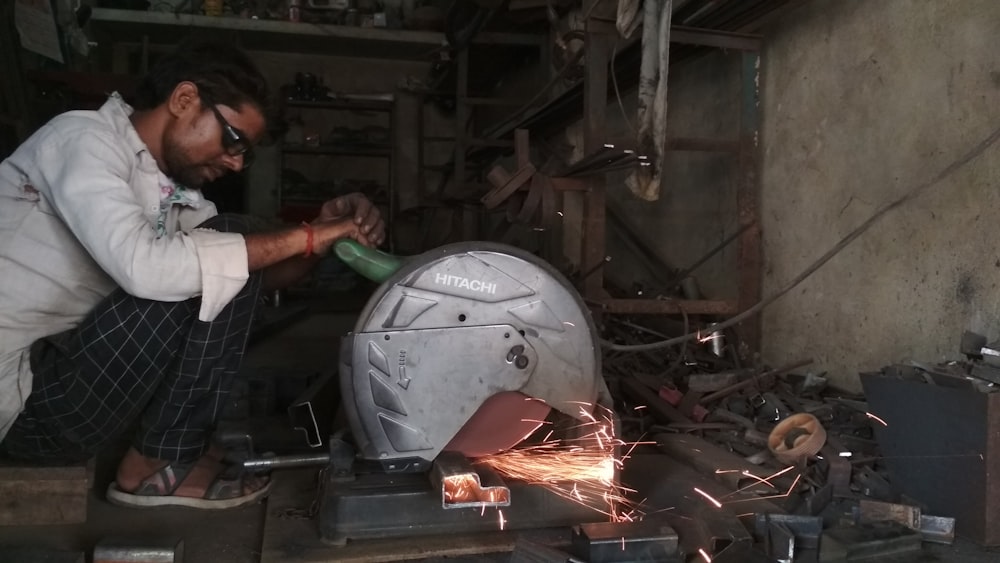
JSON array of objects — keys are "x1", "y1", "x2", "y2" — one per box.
[
  {"x1": 667, "y1": 223, "x2": 752, "y2": 287},
  {"x1": 243, "y1": 453, "x2": 331, "y2": 471},
  {"x1": 699, "y1": 359, "x2": 813, "y2": 405}
]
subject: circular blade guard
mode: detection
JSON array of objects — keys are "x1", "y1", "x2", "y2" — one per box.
[{"x1": 340, "y1": 242, "x2": 603, "y2": 468}]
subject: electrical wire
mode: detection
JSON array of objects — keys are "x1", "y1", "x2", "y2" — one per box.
[{"x1": 601, "y1": 120, "x2": 1000, "y2": 352}]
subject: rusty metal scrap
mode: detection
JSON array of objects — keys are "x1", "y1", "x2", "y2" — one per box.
[{"x1": 603, "y1": 317, "x2": 950, "y2": 560}]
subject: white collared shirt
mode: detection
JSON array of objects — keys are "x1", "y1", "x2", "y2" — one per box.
[{"x1": 0, "y1": 93, "x2": 249, "y2": 441}]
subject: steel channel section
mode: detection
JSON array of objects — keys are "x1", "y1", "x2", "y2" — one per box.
[
  {"x1": 654, "y1": 434, "x2": 799, "y2": 512},
  {"x1": 571, "y1": 521, "x2": 682, "y2": 562},
  {"x1": 430, "y1": 451, "x2": 511, "y2": 509},
  {"x1": 622, "y1": 454, "x2": 753, "y2": 559}
]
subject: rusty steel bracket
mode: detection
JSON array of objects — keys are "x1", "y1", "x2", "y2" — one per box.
[{"x1": 821, "y1": 444, "x2": 853, "y2": 497}]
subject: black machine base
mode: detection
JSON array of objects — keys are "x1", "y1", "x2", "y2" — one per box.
[{"x1": 317, "y1": 470, "x2": 609, "y2": 546}]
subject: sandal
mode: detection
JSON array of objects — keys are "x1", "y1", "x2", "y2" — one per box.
[{"x1": 106, "y1": 460, "x2": 272, "y2": 510}]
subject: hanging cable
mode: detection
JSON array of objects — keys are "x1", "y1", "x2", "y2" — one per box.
[{"x1": 602, "y1": 121, "x2": 1000, "y2": 352}]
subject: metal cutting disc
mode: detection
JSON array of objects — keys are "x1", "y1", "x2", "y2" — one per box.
[{"x1": 443, "y1": 391, "x2": 552, "y2": 458}]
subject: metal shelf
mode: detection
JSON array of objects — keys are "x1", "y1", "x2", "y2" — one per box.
[
  {"x1": 87, "y1": 8, "x2": 543, "y2": 61},
  {"x1": 281, "y1": 144, "x2": 391, "y2": 157},
  {"x1": 285, "y1": 98, "x2": 393, "y2": 112}
]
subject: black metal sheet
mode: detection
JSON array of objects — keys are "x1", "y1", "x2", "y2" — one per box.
[{"x1": 861, "y1": 372, "x2": 1000, "y2": 545}]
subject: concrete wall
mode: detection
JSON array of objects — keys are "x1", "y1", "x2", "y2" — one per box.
[{"x1": 760, "y1": 0, "x2": 1000, "y2": 389}]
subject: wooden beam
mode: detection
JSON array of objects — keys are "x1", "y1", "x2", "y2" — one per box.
[
  {"x1": 581, "y1": 9, "x2": 612, "y2": 300},
  {"x1": 737, "y1": 51, "x2": 762, "y2": 351}
]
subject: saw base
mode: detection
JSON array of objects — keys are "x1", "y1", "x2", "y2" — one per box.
[{"x1": 317, "y1": 471, "x2": 608, "y2": 546}]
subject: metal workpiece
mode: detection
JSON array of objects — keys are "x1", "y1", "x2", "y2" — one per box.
[
  {"x1": 430, "y1": 451, "x2": 510, "y2": 509},
  {"x1": 819, "y1": 521, "x2": 922, "y2": 562},
  {"x1": 93, "y1": 539, "x2": 183, "y2": 563},
  {"x1": 754, "y1": 514, "x2": 823, "y2": 550},
  {"x1": 856, "y1": 498, "x2": 956, "y2": 547},
  {"x1": 655, "y1": 433, "x2": 799, "y2": 498},
  {"x1": 919, "y1": 515, "x2": 956, "y2": 545},
  {"x1": 622, "y1": 454, "x2": 755, "y2": 561},
  {"x1": 571, "y1": 521, "x2": 682, "y2": 563},
  {"x1": 288, "y1": 371, "x2": 338, "y2": 448}
]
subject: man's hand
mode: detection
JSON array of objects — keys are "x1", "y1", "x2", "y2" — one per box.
[{"x1": 318, "y1": 192, "x2": 386, "y2": 247}]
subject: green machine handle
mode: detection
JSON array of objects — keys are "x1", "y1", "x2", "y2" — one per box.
[{"x1": 333, "y1": 239, "x2": 405, "y2": 283}]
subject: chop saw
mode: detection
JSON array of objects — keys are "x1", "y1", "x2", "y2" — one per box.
[{"x1": 245, "y1": 240, "x2": 616, "y2": 544}]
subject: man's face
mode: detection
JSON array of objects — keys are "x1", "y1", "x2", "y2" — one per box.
[{"x1": 162, "y1": 99, "x2": 266, "y2": 188}]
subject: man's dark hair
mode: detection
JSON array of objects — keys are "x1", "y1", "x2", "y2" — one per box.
[{"x1": 133, "y1": 39, "x2": 269, "y2": 115}]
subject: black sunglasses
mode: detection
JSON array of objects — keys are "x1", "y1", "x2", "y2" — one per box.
[{"x1": 206, "y1": 101, "x2": 255, "y2": 169}]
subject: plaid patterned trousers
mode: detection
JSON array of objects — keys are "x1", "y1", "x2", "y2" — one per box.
[{"x1": 1, "y1": 214, "x2": 262, "y2": 464}]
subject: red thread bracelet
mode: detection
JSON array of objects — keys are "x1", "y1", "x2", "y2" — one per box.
[{"x1": 300, "y1": 222, "x2": 314, "y2": 258}]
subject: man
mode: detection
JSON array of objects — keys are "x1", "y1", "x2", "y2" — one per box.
[{"x1": 0, "y1": 41, "x2": 385, "y2": 509}]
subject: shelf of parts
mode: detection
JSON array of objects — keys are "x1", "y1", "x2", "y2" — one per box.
[
  {"x1": 87, "y1": 8, "x2": 545, "y2": 61},
  {"x1": 281, "y1": 144, "x2": 391, "y2": 157}
]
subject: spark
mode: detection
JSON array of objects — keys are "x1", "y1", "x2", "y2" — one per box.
[
  {"x1": 697, "y1": 331, "x2": 722, "y2": 343},
  {"x1": 564, "y1": 322, "x2": 576, "y2": 327},
  {"x1": 719, "y1": 465, "x2": 796, "y2": 500},
  {"x1": 498, "y1": 509, "x2": 506, "y2": 531},
  {"x1": 698, "y1": 548, "x2": 712, "y2": 562},
  {"x1": 557, "y1": 211, "x2": 564, "y2": 217},
  {"x1": 604, "y1": 143, "x2": 615, "y2": 148},
  {"x1": 737, "y1": 470, "x2": 779, "y2": 491},
  {"x1": 475, "y1": 403, "x2": 644, "y2": 522},
  {"x1": 621, "y1": 536, "x2": 626, "y2": 550},
  {"x1": 693, "y1": 487, "x2": 723, "y2": 508},
  {"x1": 839, "y1": 452, "x2": 853, "y2": 458},
  {"x1": 633, "y1": 405, "x2": 647, "y2": 411},
  {"x1": 723, "y1": 473, "x2": 802, "y2": 505},
  {"x1": 866, "y1": 412, "x2": 888, "y2": 426},
  {"x1": 520, "y1": 419, "x2": 551, "y2": 424}
]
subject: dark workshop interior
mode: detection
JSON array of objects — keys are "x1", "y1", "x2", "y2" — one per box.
[{"x1": 4, "y1": 0, "x2": 1000, "y2": 562}]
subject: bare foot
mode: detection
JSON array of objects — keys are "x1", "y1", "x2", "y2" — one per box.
[{"x1": 116, "y1": 447, "x2": 268, "y2": 499}]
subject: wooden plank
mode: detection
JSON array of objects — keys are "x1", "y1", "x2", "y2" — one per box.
[{"x1": 0, "y1": 463, "x2": 91, "y2": 526}]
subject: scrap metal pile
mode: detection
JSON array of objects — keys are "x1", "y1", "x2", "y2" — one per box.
[{"x1": 586, "y1": 318, "x2": 964, "y2": 562}]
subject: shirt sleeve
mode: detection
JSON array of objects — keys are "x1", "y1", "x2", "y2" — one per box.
[{"x1": 35, "y1": 129, "x2": 249, "y2": 322}]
